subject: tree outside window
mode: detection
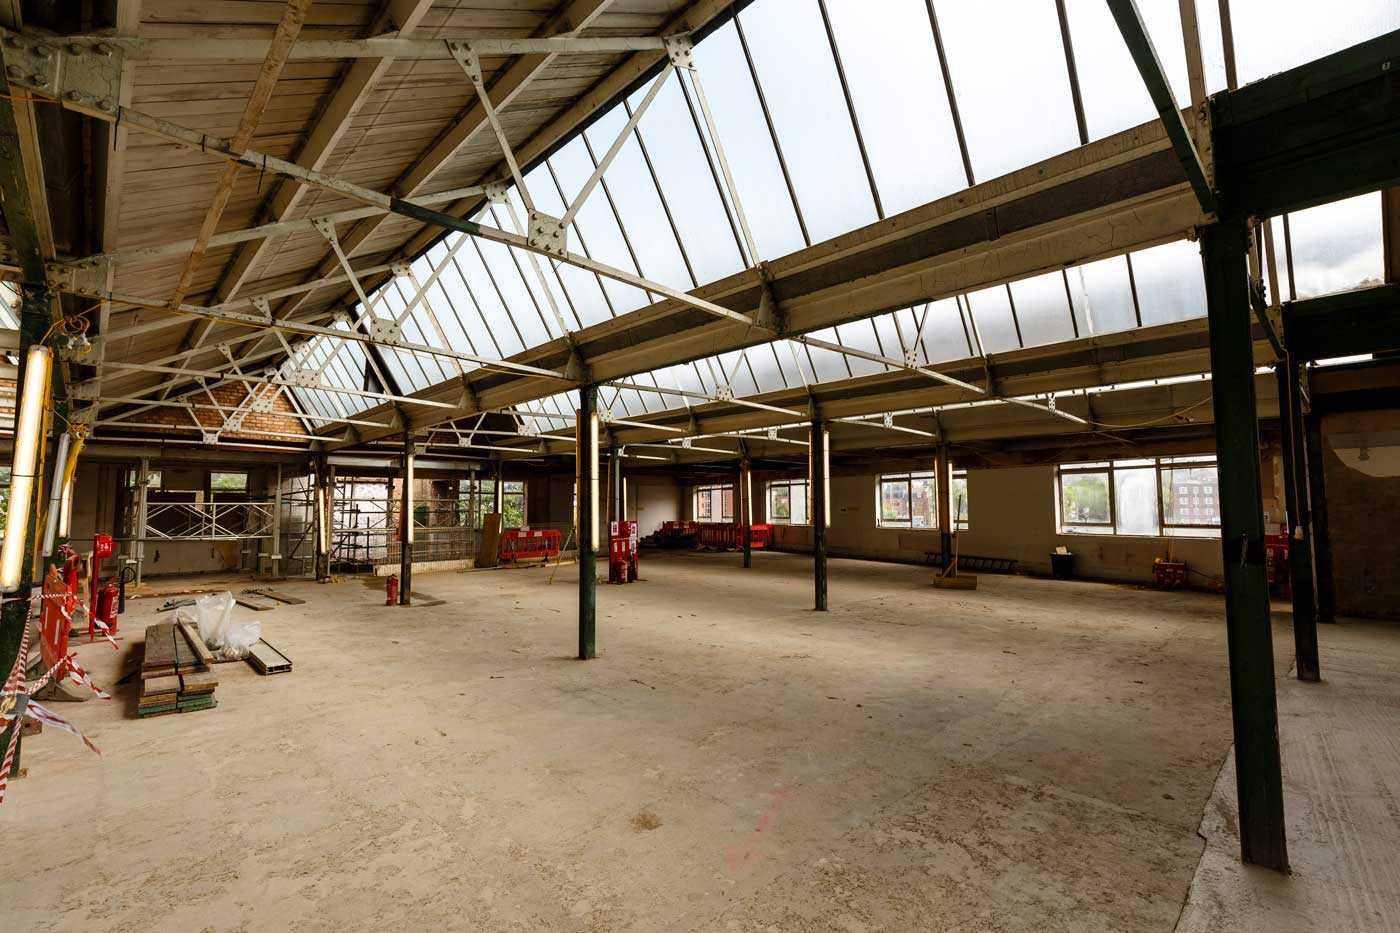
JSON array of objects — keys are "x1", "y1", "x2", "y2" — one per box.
[
  {"x1": 877, "y1": 472, "x2": 936, "y2": 528},
  {"x1": 458, "y1": 478, "x2": 526, "y2": 530},
  {"x1": 767, "y1": 479, "x2": 809, "y2": 524},
  {"x1": 1057, "y1": 457, "x2": 1220, "y2": 537}
]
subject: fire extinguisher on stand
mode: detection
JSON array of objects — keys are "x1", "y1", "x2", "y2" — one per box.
[{"x1": 385, "y1": 573, "x2": 399, "y2": 606}]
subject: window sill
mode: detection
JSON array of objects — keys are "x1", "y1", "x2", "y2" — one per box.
[{"x1": 1056, "y1": 530, "x2": 1221, "y2": 541}]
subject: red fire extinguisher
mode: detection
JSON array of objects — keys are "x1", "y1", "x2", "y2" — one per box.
[
  {"x1": 385, "y1": 573, "x2": 399, "y2": 606},
  {"x1": 94, "y1": 578, "x2": 120, "y2": 636}
]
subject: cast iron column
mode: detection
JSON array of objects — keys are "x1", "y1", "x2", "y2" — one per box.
[
  {"x1": 811, "y1": 421, "x2": 828, "y2": 611},
  {"x1": 1303, "y1": 413, "x2": 1336, "y2": 625},
  {"x1": 610, "y1": 446, "x2": 624, "y2": 524},
  {"x1": 398, "y1": 431, "x2": 413, "y2": 606},
  {"x1": 1276, "y1": 360, "x2": 1319, "y2": 681},
  {"x1": 739, "y1": 458, "x2": 752, "y2": 569},
  {"x1": 936, "y1": 442, "x2": 953, "y2": 570},
  {"x1": 578, "y1": 386, "x2": 598, "y2": 659},
  {"x1": 493, "y1": 459, "x2": 503, "y2": 515},
  {"x1": 313, "y1": 455, "x2": 332, "y2": 582},
  {"x1": 1201, "y1": 219, "x2": 1289, "y2": 872}
]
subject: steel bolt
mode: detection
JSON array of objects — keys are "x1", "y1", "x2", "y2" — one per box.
[
  {"x1": 95, "y1": 43, "x2": 114, "y2": 56},
  {"x1": 99, "y1": 98, "x2": 116, "y2": 113},
  {"x1": 5, "y1": 65, "x2": 21, "y2": 78},
  {"x1": 68, "y1": 43, "x2": 84, "y2": 55},
  {"x1": 32, "y1": 45, "x2": 52, "y2": 57},
  {"x1": 66, "y1": 90, "x2": 83, "y2": 102}
]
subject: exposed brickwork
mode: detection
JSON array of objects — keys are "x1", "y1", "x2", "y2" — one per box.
[{"x1": 112, "y1": 382, "x2": 307, "y2": 442}]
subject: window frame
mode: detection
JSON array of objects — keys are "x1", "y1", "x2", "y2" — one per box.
[
  {"x1": 692, "y1": 483, "x2": 734, "y2": 522},
  {"x1": 875, "y1": 470, "x2": 937, "y2": 530},
  {"x1": 458, "y1": 478, "x2": 527, "y2": 530},
  {"x1": 766, "y1": 478, "x2": 810, "y2": 525},
  {"x1": 1055, "y1": 456, "x2": 1220, "y2": 537}
]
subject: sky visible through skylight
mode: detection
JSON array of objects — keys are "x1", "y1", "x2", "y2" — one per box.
[{"x1": 281, "y1": 0, "x2": 1396, "y2": 433}]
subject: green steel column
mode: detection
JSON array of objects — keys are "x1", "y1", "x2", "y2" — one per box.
[
  {"x1": 0, "y1": 285, "x2": 55, "y2": 779},
  {"x1": 740, "y1": 459, "x2": 752, "y2": 569},
  {"x1": 811, "y1": 422, "x2": 828, "y2": 611},
  {"x1": 1275, "y1": 361, "x2": 1319, "y2": 681},
  {"x1": 398, "y1": 431, "x2": 413, "y2": 606},
  {"x1": 936, "y1": 443, "x2": 953, "y2": 570},
  {"x1": 1303, "y1": 413, "x2": 1337, "y2": 625},
  {"x1": 1201, "y1": 219, "x2": 1289, "y2": 872},
  {"x1": 578, "y1": 386, "x2": 598, "y2": 659}
]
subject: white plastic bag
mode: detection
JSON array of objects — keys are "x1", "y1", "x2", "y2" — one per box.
[{"x1": 176, "y1": 591, "x2": 260, "y2": 661}]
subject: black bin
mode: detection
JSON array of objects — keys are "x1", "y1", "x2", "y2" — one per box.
[{"x1": 1050, "y1": 551, "x2": 1075, "y2": 579}]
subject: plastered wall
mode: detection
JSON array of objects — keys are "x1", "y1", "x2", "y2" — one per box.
[{"x1": 1319, "y1": 410, "x2": 1400, "y2": 620}]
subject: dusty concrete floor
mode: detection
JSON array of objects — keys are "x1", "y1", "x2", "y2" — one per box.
[
  {"x1": 0, "y1": 551, "x2": 1309, "y2": 931},
  {"x1": 1178, "y1": 617, "x2": 1400, "y2": 932}
]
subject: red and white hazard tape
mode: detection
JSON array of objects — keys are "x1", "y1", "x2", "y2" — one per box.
[{"x1": 0, "y1": 600, "x2": 108, "y2": 806}]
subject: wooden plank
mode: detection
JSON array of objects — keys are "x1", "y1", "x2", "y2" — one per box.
[
  {"x1": 259, "y1": 589, "x2": 305, "y2": 605},
  {"x1": 477, "y1": 513, "x2": 502, "y2": 569},
  {"x1": 141, "y1": 673, "x2": 181, "y2": 698},
  {"x1": 168, "y1": 0, "x2": 314, "y2": 306},
  {"x1": 177, "y1": 620, "x2": 215, "y2": 666},
  {"x1": 142, "y1": 622, "x2": 177, "y2": 671},
  {"x1": 234, "y1": 596, "x2": 278, "y2": 612}
]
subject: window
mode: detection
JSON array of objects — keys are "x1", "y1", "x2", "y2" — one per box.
[
  {"x1": 209, "y1": 472, "x2": 248, "y2": 494},
  {"x1": 458, "y1": 478, "x2": 526, "y2": 530},
  {"x1": 949, "y1": 469, "x2": 969, "y2": 530},
  {"x1": 1056, "y1": 456, "x2": 1220, "y2": 537},
  {"x1": 877, "y1": 471, "x2": 936, "y2": 529},
  {"x1": 693, "y1": 484, "x2": 733, "y2": 522},
  {"x1": 767, "y1": 479, "x2": 809, "y2": 525}
]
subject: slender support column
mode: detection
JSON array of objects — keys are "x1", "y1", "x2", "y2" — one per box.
[
  {"x1": 313, "y1": 453, "x2": 330, "y2": 582},
  {"x1": 739, "y1": 459, "x2": 753, "y2": 569},
  {"x1": 577, "y1": 386, "x2": 598, "y2": 659},
  {"x1": 610, "y1": 446, "x2": 624, "y2": 524},
  {"x1": 135, "y1": 456, "x2": 149, "y2": 587},
  {"x1": 1304, "y1": 412, "x2": 1337, "y2": 625},
  {"x1": 398, "y1": 431, "x2": 414, "y2": 606},
  {"x1": 1276, "y1": 361, "x2": 1319, "y2": 681},
  {"x1": 935, "y1": 442, "x2": 953, "y2": 570},
  {"x1": 810, "y1": 422, "x2": 829, "y2": 611},
  {"x1": 271, "y1": 464, "x2": 283, "y2": 578},
  {"x1": 1201, "y1": 219, "x2": 1289, "y2": 872},
  {"x1": 493, "y1": 459, "x2": 504, "y2": 516}
]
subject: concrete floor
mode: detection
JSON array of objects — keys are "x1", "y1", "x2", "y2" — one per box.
[{"x1": 0, "y1": 550, "x2": 1375, "y2": 931}]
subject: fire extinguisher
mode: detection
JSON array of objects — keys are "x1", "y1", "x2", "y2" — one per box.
[
  {"x1": 385, "y1": 573, "x2": 399, "y2": 606},
  {"x1": 94, "y1": 578, "x2": 120, "y2": 636}
]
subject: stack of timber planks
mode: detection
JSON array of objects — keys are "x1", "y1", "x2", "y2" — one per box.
[{"x1": 139, "y1": 621, "x2": 219, "y2": 717}]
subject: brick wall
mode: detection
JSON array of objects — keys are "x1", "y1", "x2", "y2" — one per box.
[{"x1": 113, "y1": 381, "x2": 307, "y2": 442}]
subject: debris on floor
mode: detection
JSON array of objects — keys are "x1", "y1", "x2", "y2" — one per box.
[
  {"x1": 247, "y1": 639, "x2": 292, "y2": 675},
  {"x1": 139, "y1": 621, "x2": 218, "y2": 717},
  {"x1": 243, "y1": 588, "x2": 306, "y2": 606}
]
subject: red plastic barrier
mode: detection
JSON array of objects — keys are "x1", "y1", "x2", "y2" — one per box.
[
  {"x1": 695, "y1": 523, "x2": 772, "y2": 550},
  {"x1": 499, "y1": 529, "x2": 562, "y2": 561}
]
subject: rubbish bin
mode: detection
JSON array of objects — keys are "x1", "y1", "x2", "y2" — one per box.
[{"x1": 1050, "y1": 551, "x2": 1075, "y2": 579}]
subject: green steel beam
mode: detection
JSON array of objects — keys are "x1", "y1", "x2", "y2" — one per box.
[
  {"x1": 1106, "y1": 0, "x2": 1219, "y2": 215},
  {"x1": 1201, "y1": 218, "x2": 1288, "y2": 872},
  {"x1": 1282, "y1": 283, "x2": 1400, "y2": 361},
  {"x1": 1275, "y1": 360, "x2": 1319, "y2": 682}
]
